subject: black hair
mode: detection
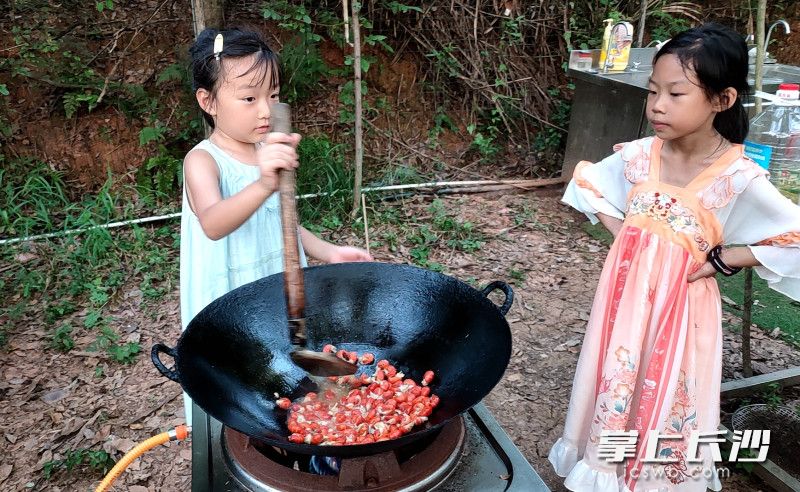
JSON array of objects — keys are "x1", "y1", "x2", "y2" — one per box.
[
  {"x1": 188, "y1": 27, "x2": 281, "y2": 128},
  {"x1": 654, "y1": 22, "x2": 750, "y2": 143}
]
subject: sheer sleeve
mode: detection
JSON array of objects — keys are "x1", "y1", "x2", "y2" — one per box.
[
  {"x1": 561, "y1": 140, "x2": 650, "y2": 224},
  {"x1": 721, "y1": 176, "x2": 800, "y2": 301}
]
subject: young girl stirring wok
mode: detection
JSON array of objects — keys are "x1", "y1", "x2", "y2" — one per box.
[
  {"x1": 180, "y1": 27, "x2": 372, "y2": 424},
  {"x1": 549, "y1": 23, "x2": 800, "y2": 491}
]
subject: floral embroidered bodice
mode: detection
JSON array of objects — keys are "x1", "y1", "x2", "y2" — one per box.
[{"x1": 620, "y1": 138, "x2": 766, "y2": 263}]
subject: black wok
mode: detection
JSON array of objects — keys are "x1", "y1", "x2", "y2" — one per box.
[{"x1": 152, "y1": 262, "x2": 513, "y2": 457}]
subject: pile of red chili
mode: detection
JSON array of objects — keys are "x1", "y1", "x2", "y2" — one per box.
[{"x1": 274, "y1": 345, "x2": 439, "y2": 445}]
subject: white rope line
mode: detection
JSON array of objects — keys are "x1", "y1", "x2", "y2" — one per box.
[{"x1": 0, "y1": 179, "x2": 556, "y2": 245}]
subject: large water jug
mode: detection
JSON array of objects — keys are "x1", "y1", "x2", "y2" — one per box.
[{"x1": 744, "y1": 83, "x2": 800, "y2": 203}]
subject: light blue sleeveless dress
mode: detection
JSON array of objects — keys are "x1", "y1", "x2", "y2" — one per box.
[{"x1": 179, "y1": 139, "x2": 306, "y2": 423}]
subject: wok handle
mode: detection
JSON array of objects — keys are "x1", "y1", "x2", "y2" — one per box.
[
  {"x1": 273, "y1": 103, "x2": 307, "y2": 346},
  {"x1": 480, "y1": 281, "x2": 514, "y2": 316},
  {"x1": 151, "y1": 343, "x2": 180, "y2": 382}
]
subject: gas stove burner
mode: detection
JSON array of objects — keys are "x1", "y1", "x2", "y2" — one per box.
[
  {"x1": 194, "y1": 402, "x2": 550, "y2": 491},
  {"x1": 221, "y1": 418, "x2": 466, "y2": 491}
]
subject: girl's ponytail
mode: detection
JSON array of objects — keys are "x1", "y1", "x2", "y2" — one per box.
[{"x1": 714, "y1": 96, "x2": 749, "y2": 144}]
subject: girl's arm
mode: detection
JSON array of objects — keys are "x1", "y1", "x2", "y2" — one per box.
[
  {"x1": 694, "y1": 175, "x2": 800, "y2": 297},
  {"x1": 184, "y1": 150, "x2": 274, "y2": 240},
  {"x1": 687, "y1": 247, "x2": 761, "y2": 282},
  {"x1": 596, "y1": 212, "x2": 624, "y2": 238},
  {"x1": 721, "y1": 247, "x2": 761, "y2": 268},
  {"x1": 299, "y1": 227, "x2": 336, "y2": 263},
  {"x1": 300, "y1": 227, "x2": 373, "y2": 263},
  {"x1": 185, "y1": 134, "x2": 300, "y2": 240}
]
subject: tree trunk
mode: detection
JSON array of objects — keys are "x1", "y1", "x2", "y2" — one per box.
[
  {"x1": 636, "y1": 0, "x2": 647, "y2": 48},
  {"x1": 190, "y1": 0, "x2": 224, "y2": 35},
  {"x1": 742, "y1": 268, "x2": 754, "y2": 378},
  {"x1": 190, "y1": 0, "x2": 224, "y2": 138},
  {"x1": 350, "y1": 1, "x2": 364, "y2": 216},
  {"x1": 754, "y1": 0, "x2": 766, "y2": 114},
  {"x1": 742, "y1": 0, "x2": 767, "y2": 378}
]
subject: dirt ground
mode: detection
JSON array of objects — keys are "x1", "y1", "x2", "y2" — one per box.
[
  {"x1": 774, "y1": 19, "x2": 800, "y2": 66},
  {"x1": 1, "y1": 191, "x2": 798, "y2": 491}
]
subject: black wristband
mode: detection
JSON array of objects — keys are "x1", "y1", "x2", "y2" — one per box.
[{"x1": 708, "y1": 245, "x2": 742, "y2": 276}]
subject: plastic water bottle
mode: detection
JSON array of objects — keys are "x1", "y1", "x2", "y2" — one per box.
[{"x1": 744, "y1": 83, "x2": 800, "y2": 203}]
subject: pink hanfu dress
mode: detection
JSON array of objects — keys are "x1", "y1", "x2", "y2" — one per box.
[{"x1": 549, "y1": 137, "x2": 800, "y2": 492}]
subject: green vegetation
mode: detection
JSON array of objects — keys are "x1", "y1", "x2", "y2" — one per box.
[
  {"x1": 758, "y1": 382, "x2": 784, "y2": 409},
  {"x1": 262, "y1": 0, "x2": 338, "y2": 104},
  {"x1": 296, "y1": 134, "x2": 354, "y2": 231},
  {"x1": 0, "y1": 159, "x2": 179, "y2": 360},
  {"x1": 370, "y1": 198, "x2": 484, "y2": 271},
  {"x1": 717, "y1": 273, "x2": 800, "y2": 347},
  {"x1": 533, "y1": 86, "x2": 573, "y2": 163},
  {"x1": 509, "y1": 267, "x2": 526, "y2": 285},
  {"x1": 42, "y1": 448, "x2": 115, "y2": 480},
  {"x1": 580, "y1": 221, "x2": 614, "y2": 245}
]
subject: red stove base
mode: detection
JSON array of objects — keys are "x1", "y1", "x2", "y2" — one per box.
[{"x1": 222, "y1": 418, "x2": 465, "y2": 491}]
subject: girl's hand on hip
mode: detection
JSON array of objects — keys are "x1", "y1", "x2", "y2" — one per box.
[
  {"x1": 327, "y1": 246, "x2": 373, "y2": 263},
  {"x1": 256, "y1": 132, "x2": 301, "y2": 191},
  {"x1": 687, "y1": 261, "x2": 717, "y2": 282},
  {"x1": 688, "y1": 247, "x2": 758, "y2": 283}
]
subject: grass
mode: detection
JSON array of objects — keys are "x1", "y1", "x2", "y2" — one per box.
[
  {"x1": 296, "y1": 134, "x2": 353, "y2": 232},
  {"x1": 716, "y1": 273, "x2": 800, "y2": 345},
  {"x1": 372, "y1": 164, "x2": 426, "y2": 187},
  {"x1": 0, "y1": 158, "x2": 179, "y2": 361},
  {"x1": 370, "y1": 198, "x2": 484, "y2": 272},
  {"x1": 42, "y1": 448, "x2": 115, "y2": 480},
  {"x1": 581, "y1": 222, "x2": 800, "y2": 346},
  {"x1": 1, "y1": 135, "x2": 357, "y2": 362},
  {"x1": 580, "y1": 220, "x2": 614, "y2": 245},
  {"x1": 508, "y1": 267, "x2": 526, "y2": 285}
]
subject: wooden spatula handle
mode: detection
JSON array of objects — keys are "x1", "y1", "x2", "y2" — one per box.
[{"x1": 271, "y1": 103, "x2": 306, "y2": 344}]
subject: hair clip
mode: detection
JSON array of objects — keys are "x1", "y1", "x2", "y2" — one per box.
[{"x1": 213, "y1": 33, "x2": 224, "y2": 61}]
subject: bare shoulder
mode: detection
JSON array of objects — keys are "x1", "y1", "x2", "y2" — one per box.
[{"x1": 184, "y1": 147, "x2": 218, "y2": 178}]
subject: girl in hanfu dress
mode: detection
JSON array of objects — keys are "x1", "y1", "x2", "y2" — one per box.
[{"x1": 549, "y1": 23, "x2": 800, "y2": 492}]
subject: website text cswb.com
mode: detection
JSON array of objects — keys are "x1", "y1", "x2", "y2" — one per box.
[{"x1": 628, "y1": 463, "x2": 732, "y2": 482}]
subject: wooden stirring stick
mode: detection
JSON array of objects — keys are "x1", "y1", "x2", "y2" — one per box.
[{"x1": 271, "y1": 103, "x2": 357, "y2": 376}]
